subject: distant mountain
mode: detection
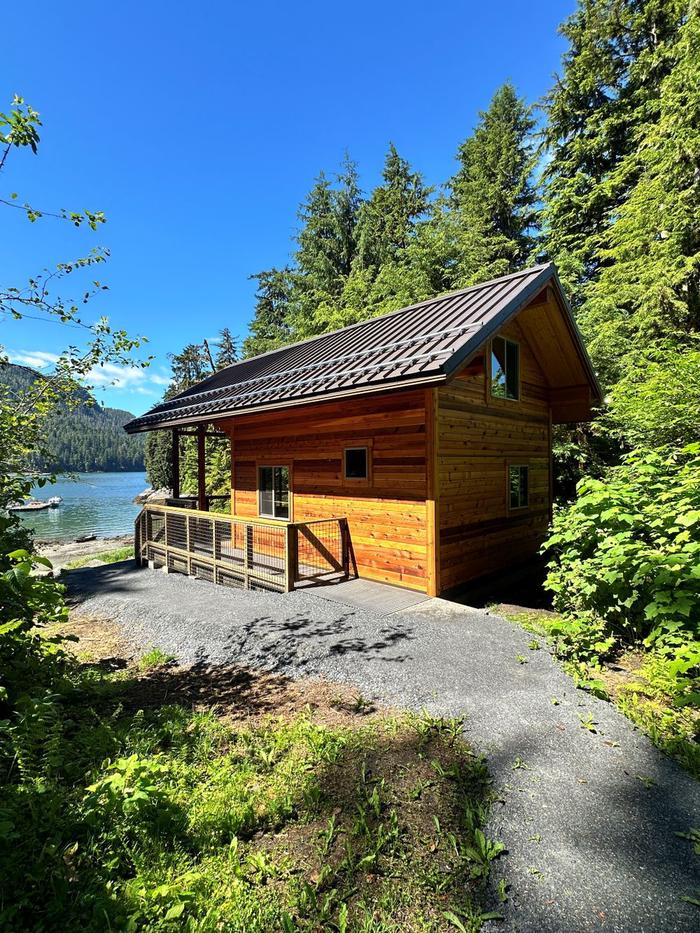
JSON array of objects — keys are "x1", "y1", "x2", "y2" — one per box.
[{"x1": 0, "y1": 363, "x2": 145, "y2": 472}]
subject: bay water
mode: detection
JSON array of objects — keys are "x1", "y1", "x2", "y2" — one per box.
[{"x1": 18, "y1": 472, "x2": 147, "y2": 542}]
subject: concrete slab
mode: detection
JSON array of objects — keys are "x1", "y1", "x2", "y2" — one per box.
[{"x1": 305, "y1": 576, "x2": 430, "y2": 614}]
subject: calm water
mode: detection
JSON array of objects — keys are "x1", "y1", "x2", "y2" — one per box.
[{"x1": 19, "y1": 472, "x2": 147, "y2": 542}]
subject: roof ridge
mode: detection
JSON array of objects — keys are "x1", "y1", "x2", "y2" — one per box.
[
  {"x1": 185, "y1": 262, "x2": 553, "y2": 395},
  {"x1": 124, "y1": 262, "x2": 567, "y2": 432}
]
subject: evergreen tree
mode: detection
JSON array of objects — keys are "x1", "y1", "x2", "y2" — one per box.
[
  {"x1": 215, "y1": 328, "x2": 239, "y2": 368},
  {"x1": 294, "y1": 170, "x2": 345, "y2": 298},
  {"x1": 542, "y1": 0, "x2": 687, "y2": 311},
  {"x1": 242, "y1": 267, "x2": 294, "y2": 358},
  {"x1": 583, "y1": 4, "x2": 700, "y2": 382},
  {"x1": 145, "y1": 343, "x2": 211, "y2": 489},
  {"x1": 446, "y1": 82, "x2": 539, "y2": 287},
  {"x1": 168, "y1": 343, "x2": 210, "y2": 388},
  {"x1": 333, "y1": 155, "x2": 363, "y2": 279},
  {"x1": 291, "y1": 157, "x2": 363, "y2": 337},
  {"x1": 143, "y1": 430, "x2": 173, "y2": 490},
  {"x1": 356, "y1": 143, "x2": 430, "y2": 269}
]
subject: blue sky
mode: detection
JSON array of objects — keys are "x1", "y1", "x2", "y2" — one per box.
[{"x1": 2, "y1": 0, "x2": 571, "y2": 415}]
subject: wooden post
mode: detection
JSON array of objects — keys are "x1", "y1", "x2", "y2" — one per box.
[
  {"x1": 134, "y1": 515, "x2": 142, "y2": 566},
  {"x1": 340, "y1": 519, "x2": 349, "y2": 579},
  {"x1": 171, "y1": 428, "x2": 180, "y2": 499},
  {"x1": 285, "y1": 524, "x2": 297, "y2": 592},
  {"x1": 197, "y1": 424, "x2": 208, "y2": 511}
]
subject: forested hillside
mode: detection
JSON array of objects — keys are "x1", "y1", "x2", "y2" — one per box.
[{"x1": 0, "y1": 363, "x2": 144, "y2": 472}]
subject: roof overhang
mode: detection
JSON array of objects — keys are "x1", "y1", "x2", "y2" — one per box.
[{"x1": 125, "y1": 372, "x2": 448, "y2": 433}]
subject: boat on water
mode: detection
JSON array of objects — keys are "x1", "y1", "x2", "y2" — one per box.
[{"x1": 7, "y1": 496, "x2": 63, "y2": 512}]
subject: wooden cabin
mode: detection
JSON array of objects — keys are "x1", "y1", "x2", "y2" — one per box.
[{"x1": 125, "y1": 263, "x2": 600, "y2": 597}]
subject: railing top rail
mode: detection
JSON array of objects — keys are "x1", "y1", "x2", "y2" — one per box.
[{"x1": 141, "y1": 502, "x2": 347, "y2": 528}]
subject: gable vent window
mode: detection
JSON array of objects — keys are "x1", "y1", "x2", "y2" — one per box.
[
  {"x1": 344, "y1": 447, "x2": 369, "y2": 480},
  {"x1": 491, "y1": 336, "x2": 520, "y2": 400},
  {"x1": 509, "y1": 465, "x2": 529, "y2": 510}
]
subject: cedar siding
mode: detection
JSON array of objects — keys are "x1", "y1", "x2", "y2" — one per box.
[
  {"x1": 437, "y1": 319, "x2": 551, "y2": 592},
  {"x1": 220, "y1": 388, "x2": 430, "y2": 591}
]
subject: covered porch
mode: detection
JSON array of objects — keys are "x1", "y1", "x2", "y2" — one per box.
[{"x1": 135, "y1": 425, "x2": 353, "y2": 593}]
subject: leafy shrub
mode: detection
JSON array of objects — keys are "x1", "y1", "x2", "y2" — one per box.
[{"x1": 543, "y1": 444, "x2": 700, "y2": 647}]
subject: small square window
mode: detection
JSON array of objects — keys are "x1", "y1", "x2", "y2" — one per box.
[
  {"x1": 509, "y1": 465, "x2": 529, "y2": 510},
  {"x1": 491, "y1": 336, "x2": 520, "y2": 400},
  {"x1": 344, "y1": 447, "x2": 368, "y2": 480}
]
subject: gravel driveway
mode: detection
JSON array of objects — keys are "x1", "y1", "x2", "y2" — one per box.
[{"x1": 68, "y1": 563, "x2": 700, "y2": 932}]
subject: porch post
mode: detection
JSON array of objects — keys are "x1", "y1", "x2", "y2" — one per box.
[
  {"x1": 171, "y1": 428, "x2": 180, "y2": 499},
  {"x1": 197, "y1": 424, "x2": 208, "y2": 511}
]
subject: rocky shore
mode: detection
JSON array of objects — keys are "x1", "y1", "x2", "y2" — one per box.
[{"x1": 38, "y1": 534, "x2": 133, "y2": 573}]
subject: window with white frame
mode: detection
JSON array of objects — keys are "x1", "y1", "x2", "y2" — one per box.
[
  {"x1": 258, "y1": 465, "x2": 289, "y2": 519},
  {"x1": 491, "y1": 336, "x2": 520, "y2": 400}
]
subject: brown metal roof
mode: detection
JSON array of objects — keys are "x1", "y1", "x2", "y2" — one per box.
[{"x1": 124, "y1": 263, "x2": 597, "y2": 433}]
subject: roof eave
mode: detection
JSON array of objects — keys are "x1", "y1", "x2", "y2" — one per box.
[
  {"x1": 440, "y1": 264, "x2": 555, "y2": 380},
  {"x1": 441, "y1": 264, "x2": 603, "y2": 403},
  {"x1": 123, "y1": 370, "x2": 449, "y2": 434}
]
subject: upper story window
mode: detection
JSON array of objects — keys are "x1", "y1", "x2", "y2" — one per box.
[
  {"x1": 258, "y1": 465, "x2": 289, "y2": 520},
  {"x1": 344, "y1": 446, "x2": 369, "y2": 480},
  {"x1": 491, "y1": 336, "x2": 520, "y2": 400}
]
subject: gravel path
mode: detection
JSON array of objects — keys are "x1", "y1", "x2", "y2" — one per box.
[{"x1": 68, "y1": 563, "x2": 700, "y2": 932}]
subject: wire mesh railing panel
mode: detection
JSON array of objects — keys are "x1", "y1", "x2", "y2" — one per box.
[
  {"x1": 250, "y1": 524, "x2": 286, "y2": 583},
  {"x1": 295, "y1": 519, "x2": 346, "y2": 582},
  {"x1": 147, "y1": 510, "x2": 165, "y2": 545},
  {"x1": 215, "y1": 520, "x2": 243, "y2": 568},
  {"x1": 137, "y1": 505, "x2": 348, "y2": 593},
  {"x1": 166, "y1": 513, "x2": 188, "y2": 552},
  {"x1": 189, "y1": 516, "x2": 214, "y2": 556}
]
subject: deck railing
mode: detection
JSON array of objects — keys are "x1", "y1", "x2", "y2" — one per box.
[{"x1": 134, "y1": 503, "x2": 351, "y2": 593}]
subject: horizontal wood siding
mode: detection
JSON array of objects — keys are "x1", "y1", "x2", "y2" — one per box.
[
  {"x1": 222, "y1": 389, "x2": 429, "y2": 591},
  {"x1": 438, "y1": 319, "x2": 551, "y2": 591}
]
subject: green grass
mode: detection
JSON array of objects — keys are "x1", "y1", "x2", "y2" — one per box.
[
  {"x1": 137, "y1": 646, "x2": 177, "y2": 671},
  {"x1": 495, "y1": 605, "x2": 700, "y2": 779},
  {"x1": 0, "y1": 644, "x2": 503, "y2": 930},
  {"x1": 64, "y1": 545, "x2": 134, "y2": 569}
]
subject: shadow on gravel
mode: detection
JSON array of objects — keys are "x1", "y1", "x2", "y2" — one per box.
[
  {"x1": 65, "y1": 560, "x2": 140, "y2": 602},
  {"x1": 220, "y1": 613, "x2": 416, "y2": 673}
]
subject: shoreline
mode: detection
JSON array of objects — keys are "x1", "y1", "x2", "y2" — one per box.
[{"x1": 38, "y1": 534, "x2": 133, "y2": 572}]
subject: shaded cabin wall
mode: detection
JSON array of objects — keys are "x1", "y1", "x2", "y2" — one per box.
[
  {"x1": 219, "y1": 389, "x2": 431, "y2": 592},
  {"x1": 437, "y1": 319, "x2": 552, "y2": 592}
]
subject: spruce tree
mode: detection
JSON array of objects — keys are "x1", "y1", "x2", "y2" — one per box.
[
  {"x1": 242, "y1": 267, "x2": 294, "y2": 358},
  {"x1": 543, "y1": 0, "x2": 688, "y2": 311},
  {"x1": 291, "y1": 158, "x2": 364, "y2": 337},
  {"x1": 447, "y1": 82, "x2": 539, "y2": 287},
  {"x1": 584, "y1": 5, "x2": 699, "y2": 373},
  {"x1": 356, "y1": 143, "x2": 430, "y2": 269},
  {"x1": 215, "y1": 328, "x2": 239, "y2": 368}
]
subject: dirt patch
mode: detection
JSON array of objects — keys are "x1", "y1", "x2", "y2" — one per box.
[
  {"x1": 63, "y1": 612, "x2": 387, "y2": 728},
  {"x1": 57, "y1": 614, "x2": 135, "y2": 666},
  {"x1": 596, "y1": 650, "x2": 646, "y2": 700}
]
